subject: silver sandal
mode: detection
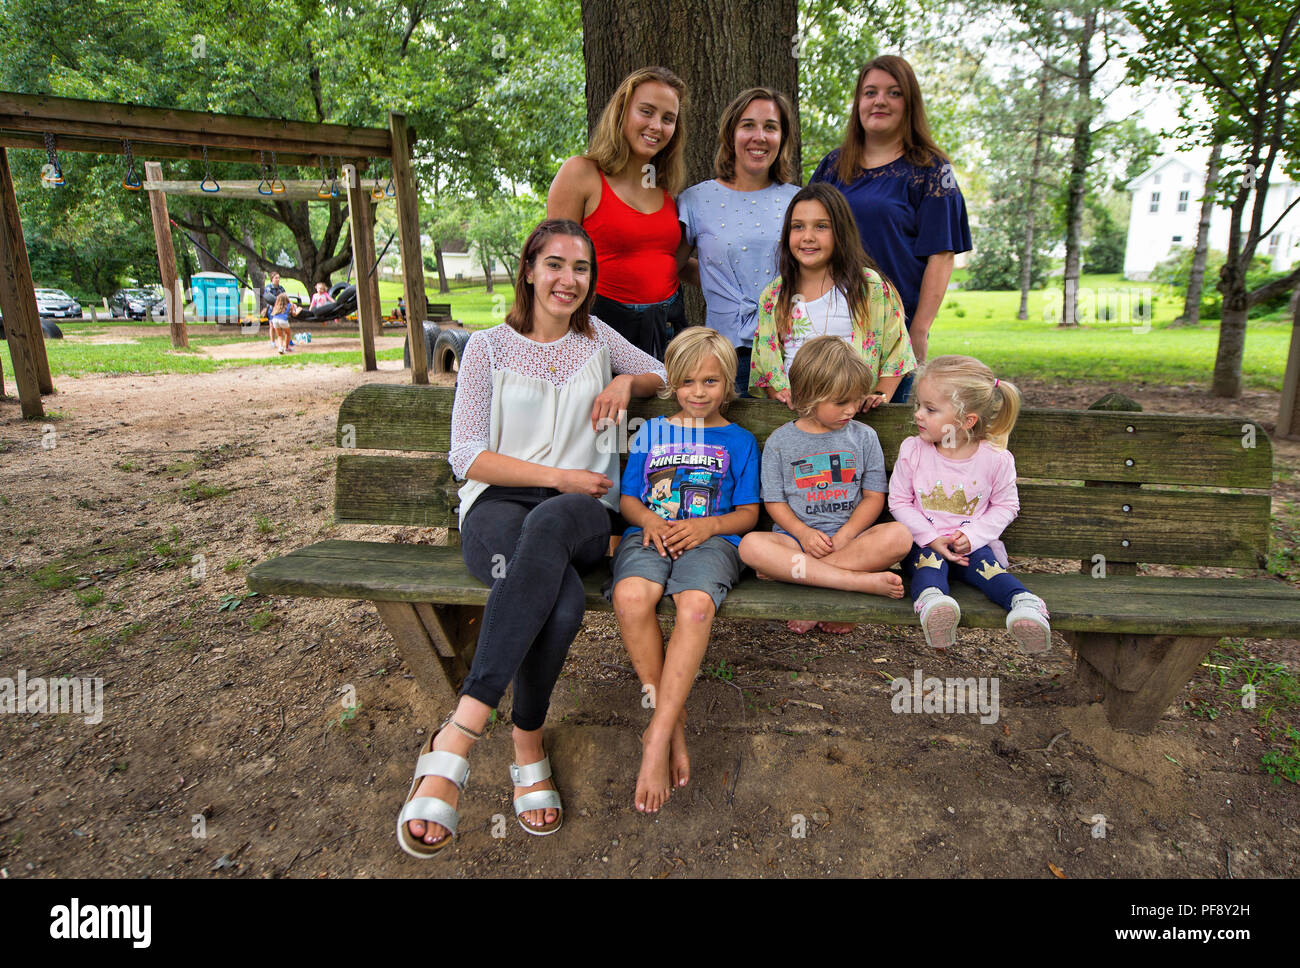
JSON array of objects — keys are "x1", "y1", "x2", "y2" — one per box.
[
  {"x1": 396, "y1": 716, "x2": 479, "y2": 859},
  {"x1": 510, "y1": 755, "x2": 563, "y2": 836}
]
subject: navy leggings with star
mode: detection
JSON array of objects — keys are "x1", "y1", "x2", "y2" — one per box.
[{"x1": 901, "y1": 543, "x2": 1027, "y2": 611}]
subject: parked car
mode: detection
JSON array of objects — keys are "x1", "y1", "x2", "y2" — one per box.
[
  {"x1": 34, "y1": 288, "x2": 82, "y2": 318},
  {"x1": 108, "y1": 288, "x2": 164, "y2": 320}
]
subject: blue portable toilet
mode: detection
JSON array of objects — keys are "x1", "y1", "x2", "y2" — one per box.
[{"x1": 190, "y1": 272, "x2": 240, "y2": 322}]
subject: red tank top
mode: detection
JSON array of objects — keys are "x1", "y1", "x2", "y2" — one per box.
[{"x1": 583, "y1": 171, "x2": 681, "y2": 304}]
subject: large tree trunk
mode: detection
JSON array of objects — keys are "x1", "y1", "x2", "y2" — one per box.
[
  {"x1": 580, "y1": 0, "x2": 799, "y2": 326},
  {"x1": 1177, "y1": 141, "x2": 1222, "y2": 326},
  {"x1": 434, "y1": 240, "x2": 449, "y2": 294},
  {"x1": 1278, "y1": 284, "x2": 1300, "y2": 439},
  {"x1": 1017, "y1": 69, "x2": 1050, "y2": 321},
  {"x1": 1059, "y1": 8, "x2": 1097, "y2": 329},
  {"x1": 183, "y1": 212, "x2": 223, "y2": 273},
  {"x1": 481, "y1": 253, "x2": 494, "y2": 294},
  {"x1": 245, "y1": 232, "x2": 265, "y2": 291},
  {"x1": 1211, "y1": 259, "x2": 1249, "y2": 397}
]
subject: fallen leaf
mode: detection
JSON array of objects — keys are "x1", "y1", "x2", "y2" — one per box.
[{"x1": 1048, "y1": 862, "x2": 1067, "y2": 879}]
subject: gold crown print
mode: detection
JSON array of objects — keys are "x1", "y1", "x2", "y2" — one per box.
[
  {"x1": 976, "y1": 559, "x2": 1007, "y2": 580},
  {"x1": 918, "y1": 480, "x2": 981, "y2": 516},
  {"x1": 915, "y1": 551, "x2": 944, "y2": 569}
]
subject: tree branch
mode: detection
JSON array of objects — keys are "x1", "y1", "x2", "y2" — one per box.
[{"x1": 1246, "y1": 264, "x2": 1300, "y2": 308}]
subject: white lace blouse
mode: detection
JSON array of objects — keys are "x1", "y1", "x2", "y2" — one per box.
[{"x1": 449, "y1": 318, "x2": 667, "y2": 523}]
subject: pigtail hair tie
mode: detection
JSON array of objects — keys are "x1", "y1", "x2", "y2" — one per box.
[{"x1": 993, "y1": 378, "x2": 999, "y2": 388}]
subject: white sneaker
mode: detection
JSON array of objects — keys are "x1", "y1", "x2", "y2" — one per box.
[
  {"x1": 915, "y1": 588, "x2": 960, "y2": 651},
  {"x1": 1006, "y1": 592, "x2": 1051, "y2": 654}
]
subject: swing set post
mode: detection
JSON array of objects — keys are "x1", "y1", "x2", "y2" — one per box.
[{"x1": 145, "y1": 161, "x2": 188, "y2": 349}]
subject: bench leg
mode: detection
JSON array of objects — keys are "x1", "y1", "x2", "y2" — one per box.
[
  {"x1": 373, "y1": 601, "x2": 483, "y2": 709},
  {"x1": 1066, "y1": 631, "x2": 1218, "y2": 733}
]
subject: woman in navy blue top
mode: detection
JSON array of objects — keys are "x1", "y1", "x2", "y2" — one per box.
[{"x1": 811, "y1": 55, "x2": 971, "y2": 401}]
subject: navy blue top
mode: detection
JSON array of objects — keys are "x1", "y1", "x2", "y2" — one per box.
[{"x1": 811, "y1": 150, "x2": 972, "y2": 327}]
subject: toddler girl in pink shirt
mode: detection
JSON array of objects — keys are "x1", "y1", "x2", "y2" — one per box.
[{"x1": 888, "y1": 355, "x2": 1051, "y2": 652}]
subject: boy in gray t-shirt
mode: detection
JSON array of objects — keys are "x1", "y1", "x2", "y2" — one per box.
[
  {"x1": 739, "y1": 336, "x2": 914, "y2": 633},
  {"x1": 761, "y1": 420, "x2": 886, "y2": 537}
]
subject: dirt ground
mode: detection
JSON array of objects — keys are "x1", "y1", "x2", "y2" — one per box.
[{"x1": 0, "y1": 357, "x2": 1296, "y2": 879}]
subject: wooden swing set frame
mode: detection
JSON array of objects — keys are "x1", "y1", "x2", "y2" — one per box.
[{"x1": 0, "y1": 91, "x2": 435, "y2": 419}]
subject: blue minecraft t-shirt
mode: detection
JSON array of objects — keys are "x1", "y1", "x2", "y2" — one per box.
[{"x1": 620, "y1": 416, "x2": 760, "y2": 547}]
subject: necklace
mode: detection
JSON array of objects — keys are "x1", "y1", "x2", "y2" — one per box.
[{"x1": 798, "y1": 271, "x2": 836, "y2": 336}]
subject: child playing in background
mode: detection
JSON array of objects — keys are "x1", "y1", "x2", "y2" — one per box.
[
  {"x1": 739, "y1": 335, "x2": 912, "y2": 634},
  {"x1": 268, "y1": 293, "x2": 299, "y2": 355},
  {"x1": 610, "y1": 328, "x2": 760, "y2": 814},
  {"x1": 888, "y1": 354, "x2": 1051, "y2": 652}
]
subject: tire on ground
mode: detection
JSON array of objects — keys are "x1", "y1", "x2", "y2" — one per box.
[
  {"x1": 41, "y1": 320, "x2": 63, "y2": 339},
  {"x1": 432, "y1": 328, "x2": 469, "y2": 374},
  {"x1": 402, "y1": 321, "x2": 438, "y2": 370}
]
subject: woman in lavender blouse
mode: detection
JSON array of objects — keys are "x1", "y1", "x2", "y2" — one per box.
[{"x1": 676, "y1": 88, "x2": 800, "y2": 396}]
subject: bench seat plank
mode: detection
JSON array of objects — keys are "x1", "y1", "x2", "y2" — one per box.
[{"x1": 247, "y1": 540, "x2": 1300, "y2": 638}]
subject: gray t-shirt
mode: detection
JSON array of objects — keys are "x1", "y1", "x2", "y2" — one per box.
[{"x1": 760, "y1": 420, "x2": 888, "y2": 534}]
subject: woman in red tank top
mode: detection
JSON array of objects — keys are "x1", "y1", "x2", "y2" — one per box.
[{"x1": 548, "y1": 66, "x2": 689, "y2": 359}]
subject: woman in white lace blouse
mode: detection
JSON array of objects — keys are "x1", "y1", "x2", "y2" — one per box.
[{"x1": 397, "y1": 219, "x2": 666, "y2": 858}]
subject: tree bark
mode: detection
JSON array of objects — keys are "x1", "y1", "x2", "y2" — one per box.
[
  {"x1": 1211, "y1": 257, "x2": 1249, "y2": 397},
  {"x1": 1177, "y1": 141, "x2": 1221, "y2": 326},
  {"x1": 481, "y1": 253, "x2": 494, "y2": 294},
  {"x1": 1060, "y1": 8, "x2": 1097, "y2": 329},
  {"x1": 245, "y1": 232, "x2": 265, "y2": 291},
  {"x1": 1017, "y1": 69, "x2": 1050, "y2": 321},
  {"x1": 434, "y1": 240, "x2": 449, "y2": 293},
  {"x1": 580, "y1": 0, "x2": 799, "y2": 326},
  {"x1": 1278, "y1": 284, "x2": 1300, "y2": 439}
]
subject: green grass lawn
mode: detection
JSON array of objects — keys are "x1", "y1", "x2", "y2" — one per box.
[
  {"x1": 4, "y1": 274, "x2": 1290, "y2": 386},
  {"x1": 933, "y1": 274, "x2": 1291, "y2": 391}
]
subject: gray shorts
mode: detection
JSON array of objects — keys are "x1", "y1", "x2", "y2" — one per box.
[{"x1": 607, "y1": 533, "x2": 742, "y2": 610}]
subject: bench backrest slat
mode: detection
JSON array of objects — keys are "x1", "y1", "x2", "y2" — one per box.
[
  {"x1": 336, "y1": 386, "x2": 1271, "y2": 489},
  {"x1": 334, "y1": 385, "x2": 1273, "y2": 570}
]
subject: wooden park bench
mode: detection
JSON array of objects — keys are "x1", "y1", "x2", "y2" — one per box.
[{"x1": 247, "y1": 384, "x2": 1300, "y2": 733}]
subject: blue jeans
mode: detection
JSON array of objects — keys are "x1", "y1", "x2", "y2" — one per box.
[
  {"x1": 734, "y1": 345, "x2": 752, "y2": 398},
  {"x1": 893, "y1": 372, "x2": 914, "y2": 405},
  {"x1": 901, "y1": 543, "x2": 1026, "y2": 611},
  {"x1": 459, "y1": 487, "x2": 612, "y2": 729}
]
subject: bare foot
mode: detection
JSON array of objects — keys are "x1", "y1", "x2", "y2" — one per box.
[
  {"x1": 512, "y1": 727, "x2": 559, "y2": 830},
  {"x1": 636, "y1": 727, "x2": 673, "y2": 812},
  {"x1": 405, "y1": 727, "x2": 474, "y2": 848},
  {"x1": 669, "y1": 713, "x2": 690, "y2": 789},
  {"x1": 857, "y1": 571, "x2": 905, "y2": 599},
  {"x1": 817, "y1": 621, "x2": 857, "y2": 634},
  {"x1": 787, "y1": 619, "x2": 818, "y2": 634}
]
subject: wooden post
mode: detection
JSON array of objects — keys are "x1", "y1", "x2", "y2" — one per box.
[
  {"x1": 388, "y1": 112, "x2": 429, "y2": 384},
  {"x1": 1081, "y1": 392, "x2": 1141, "y2": 577},
  {"x1": 1277, "y1": 285, "x2": 1300, "y2": 440},
  {"x1": 0, "y1": 147, "x2": 46, "y2": 418},
  {"x1": 145, "y1": 162, "x2": 188, "y2": 348},
  {"x1": 345, "y1": 169, "x2": 378, "y2": 371}
]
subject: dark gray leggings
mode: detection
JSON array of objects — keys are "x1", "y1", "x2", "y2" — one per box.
[{"x1": 458, "y1": 487, "x2": 612, "y2": 730}]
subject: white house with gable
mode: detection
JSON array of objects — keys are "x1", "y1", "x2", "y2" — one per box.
[{"x1": 1123, "y1": 152, "x2": 1300, "y2": 279}]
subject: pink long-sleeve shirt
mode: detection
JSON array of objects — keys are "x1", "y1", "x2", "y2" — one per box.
[{"x1": 888, "y1": 435, "x2": 1020, "y2": 566}]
